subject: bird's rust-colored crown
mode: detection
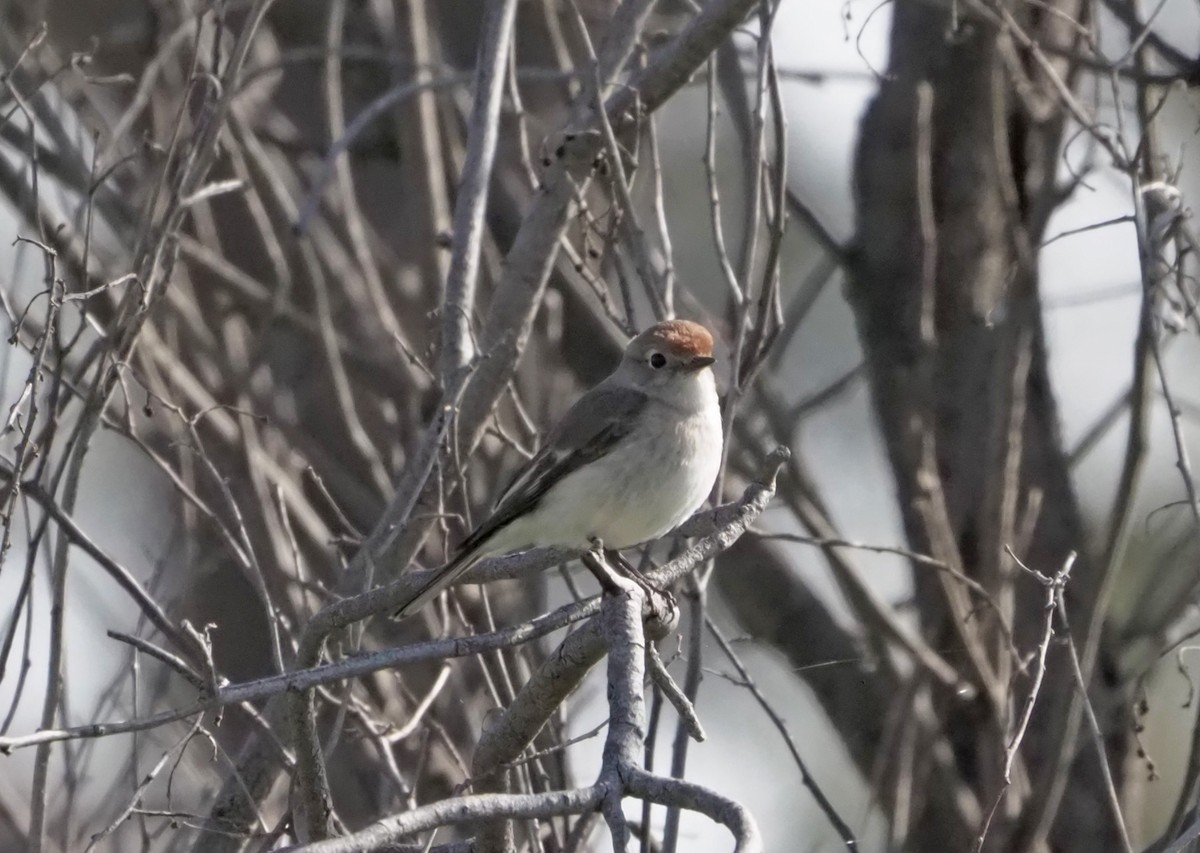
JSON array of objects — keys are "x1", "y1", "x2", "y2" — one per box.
[{"x1": 639, "y1": 319, "x2": 714, "y2": 358}]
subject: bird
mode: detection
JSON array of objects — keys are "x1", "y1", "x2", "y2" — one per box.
[{"x1": 391, "y1": 319, "x2": 723, "y2": 619}]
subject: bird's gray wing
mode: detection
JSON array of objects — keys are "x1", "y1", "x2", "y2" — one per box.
[
  {"x1": 390, "y1": 383, "x2": 647, "y2": 619},
  {"x1": 458, "y1": 383, "x2": 649, "y2": 557}
]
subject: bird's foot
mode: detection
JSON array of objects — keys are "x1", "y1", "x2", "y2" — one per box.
[
  {"x1": 605, "y1": 548, "x2": 676, "y2": 620},
  {"x1": 584, "y1": 539, "x2": 676, "y2": 619}
]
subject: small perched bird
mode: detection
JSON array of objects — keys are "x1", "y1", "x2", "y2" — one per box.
[{"x1": 392, "y1": 319, "x2": 723, "y2": 619}]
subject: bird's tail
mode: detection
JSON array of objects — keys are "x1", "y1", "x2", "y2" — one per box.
[{"x1": 389, "y1": 544, "x2": 485, "y2": 620}]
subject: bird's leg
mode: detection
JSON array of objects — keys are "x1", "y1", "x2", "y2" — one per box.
[
  {"x1": 605, "y1": 549, "x2": 655, "y2": 591},
  {"x1": 605, "y1": 548, "x2": 676, "y2": 617},
  {"x1": 582, "y1": 538, "x2": 624, "y2": 596},
  {"x1": 584, "y1": 539, "x2": 676, "y2": 620}
]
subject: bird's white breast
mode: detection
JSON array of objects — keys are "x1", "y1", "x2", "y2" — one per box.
[{"x1": 499, "y1": 370, "x2": 723, "y2": 552}]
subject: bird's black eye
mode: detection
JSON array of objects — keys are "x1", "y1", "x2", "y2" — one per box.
[{"x1": 649, "y1": 352, "x2": 667, "y2": 369}]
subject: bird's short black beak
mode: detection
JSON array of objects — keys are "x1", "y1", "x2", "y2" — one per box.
[{"x1": 687, "y1": 355, "x2": 716, "y2": 371}]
